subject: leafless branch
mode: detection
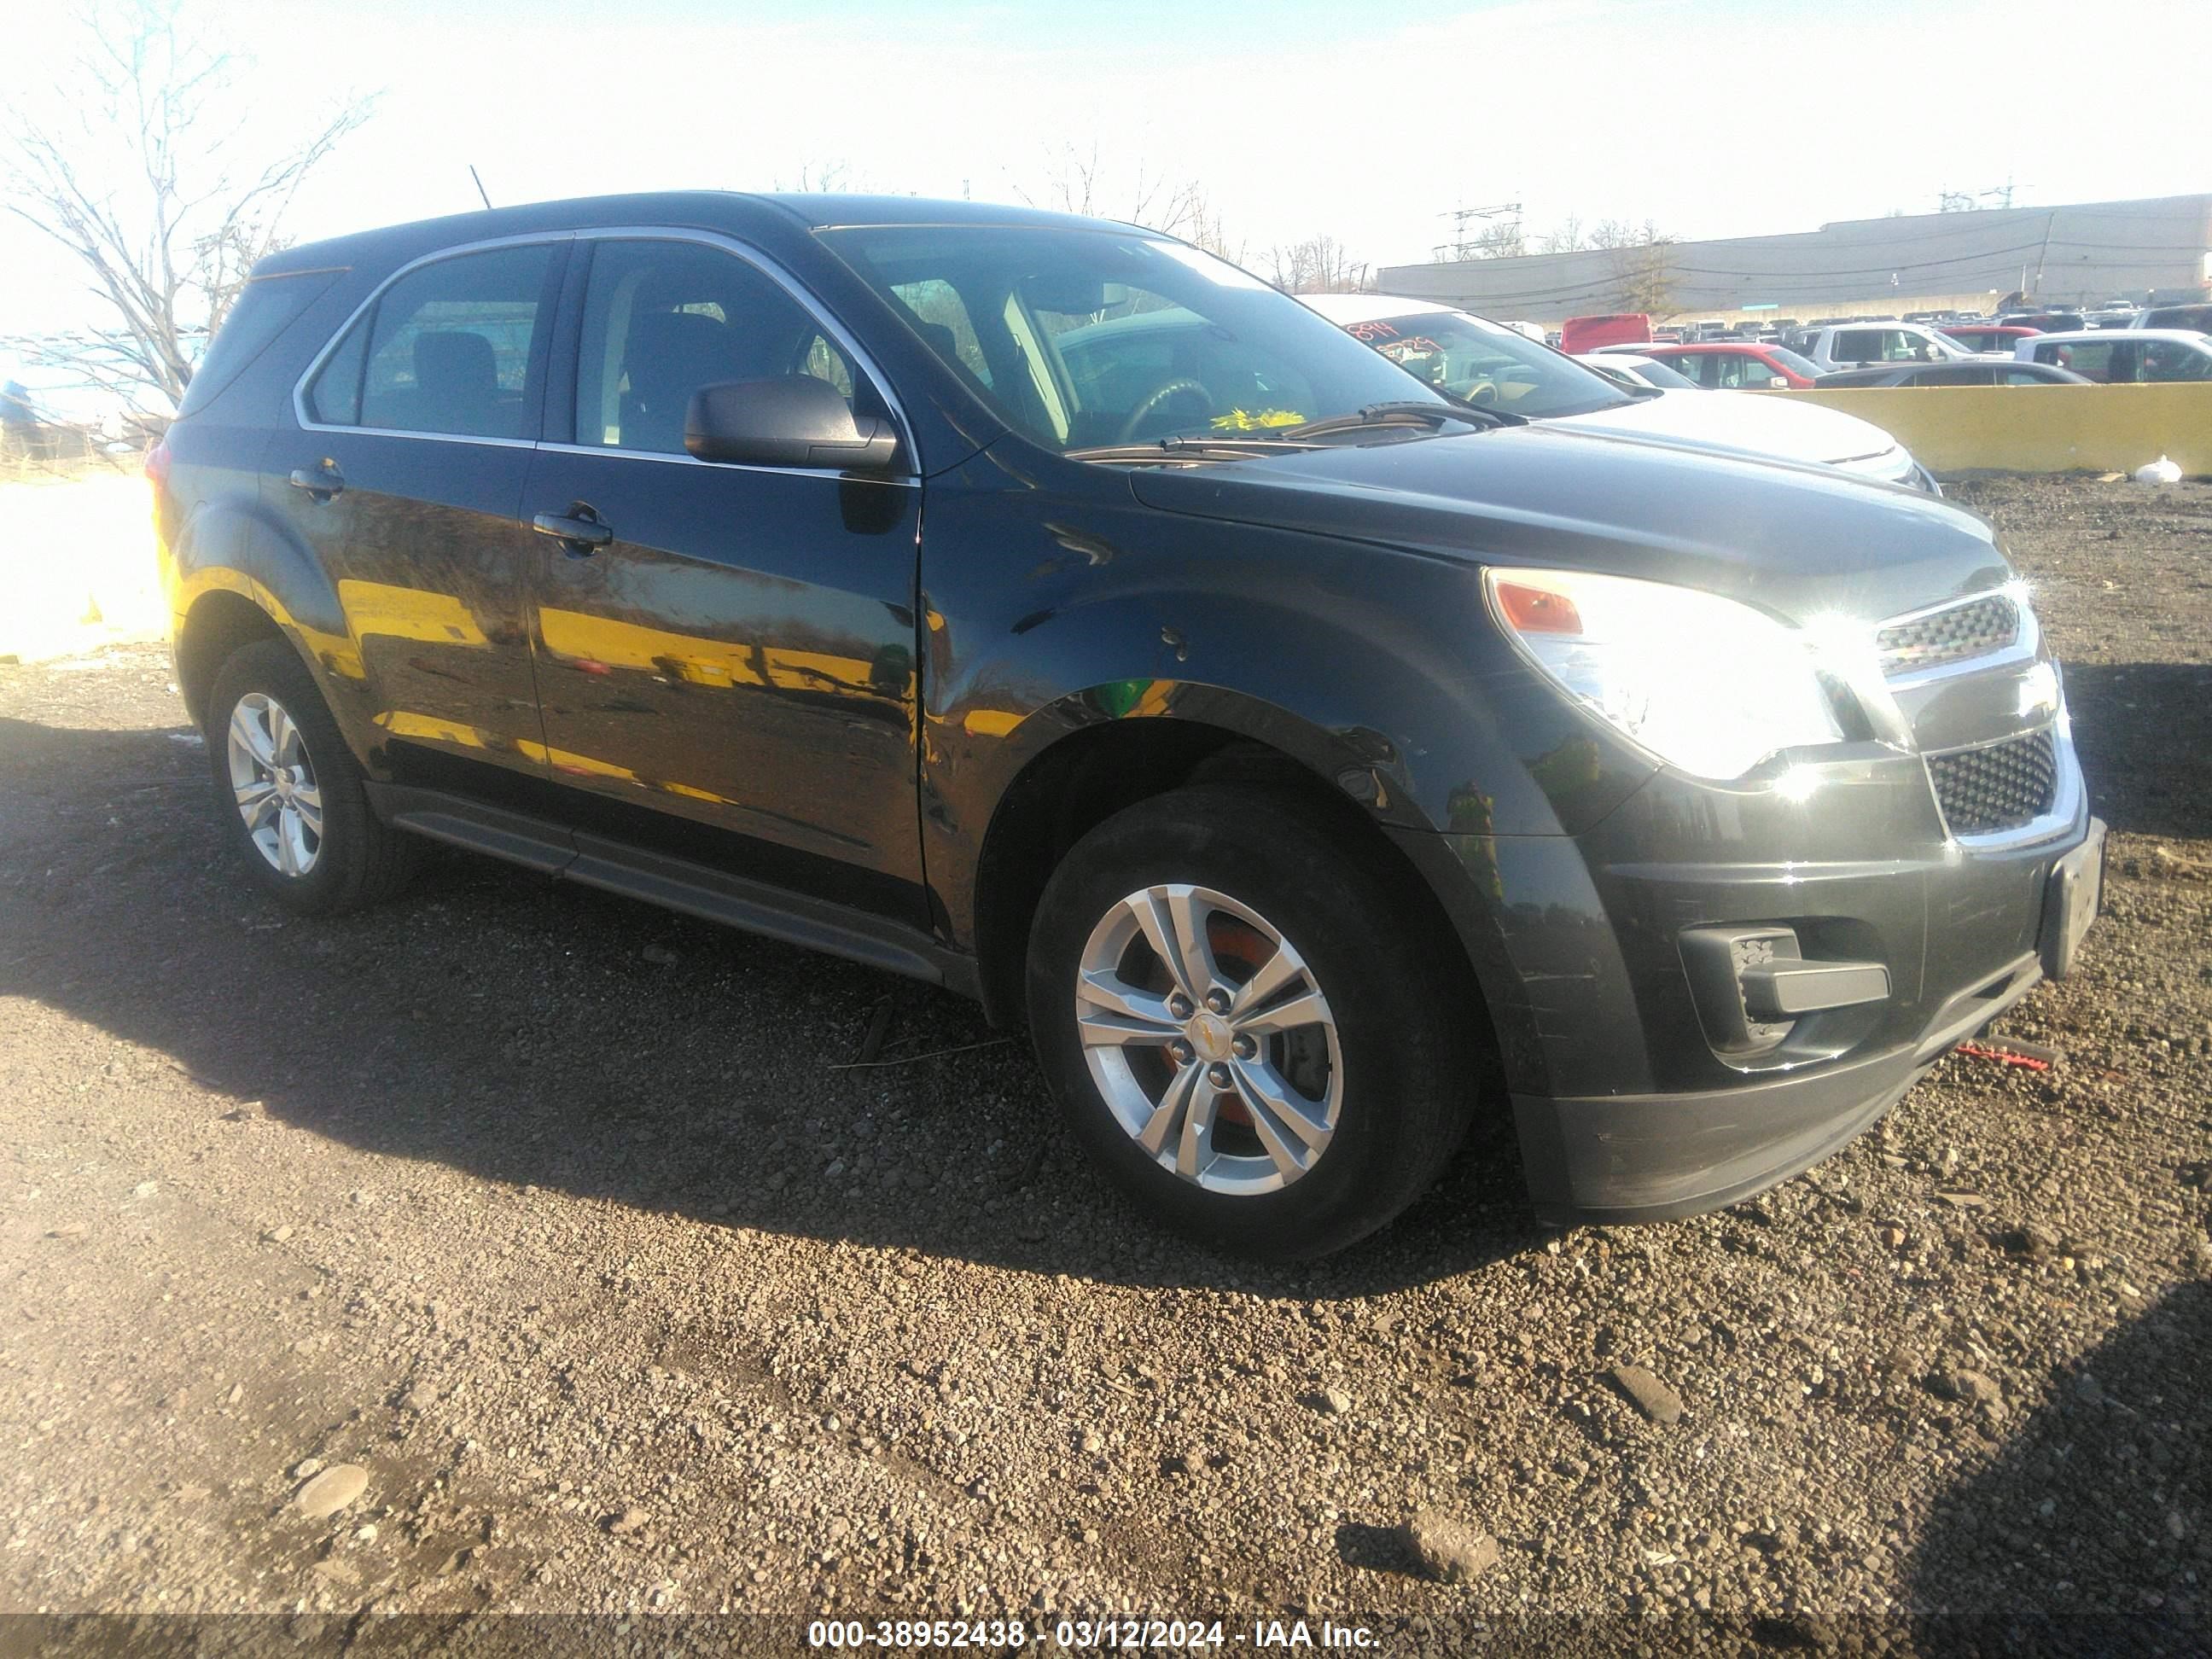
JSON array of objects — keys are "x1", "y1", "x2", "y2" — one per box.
[
  {"x1": 1266, "y1": 236, "x2": 1370, "y2": 295},
  {"x1": 2, "y1": 0, "x2": 377, "y2": 413}
]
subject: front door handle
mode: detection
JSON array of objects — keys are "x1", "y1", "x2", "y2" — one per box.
[
  {"x1": 288, "y1": 463, "x2": 344, "y2": 503},
  {"x1": 531, "y1": 509, "x2": 614, "y2": 554}
]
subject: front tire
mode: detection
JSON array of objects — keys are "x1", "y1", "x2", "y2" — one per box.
[
  {"x1": 1025, "y1": 784, "x2": 1476, "y2": 1260},
  {"x1": 205, "y1": 638, "x2": 418, "y2": 914}
]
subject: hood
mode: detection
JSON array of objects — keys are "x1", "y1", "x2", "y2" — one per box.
[
  {"x1": 1551, "y1": 388, "x2": 1909, "y2": 474},
  {"x1": 1125, "y1": 422, "x2": 2007, "y2": 626}
]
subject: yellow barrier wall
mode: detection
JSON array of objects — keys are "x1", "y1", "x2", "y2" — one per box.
[{"x1": 1749, "y1": 382, "x2": 2212, "y2": 476}]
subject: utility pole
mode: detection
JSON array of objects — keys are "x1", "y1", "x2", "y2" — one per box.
[{"x1": 1434, "y1": 201, "x2": 1522, "y2": 262}]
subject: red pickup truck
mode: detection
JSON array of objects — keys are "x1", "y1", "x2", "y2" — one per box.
[{"x1": 1558, "y1": 312, "x2": 1651, "y2": 354}]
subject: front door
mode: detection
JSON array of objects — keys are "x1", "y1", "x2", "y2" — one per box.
[
  {"x1": 521, "y1": 235, "x2": 925, "y2": 924},
  {"x1": 285, "y1": 240, "x2": 568, "y2": 784}
]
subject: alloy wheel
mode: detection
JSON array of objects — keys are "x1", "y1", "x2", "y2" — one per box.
[
  {"x1": 1074, "y1": 883, "x2": 1342, "y2": 1195},
  {"x1": 226, "y1": 692, "x2": 323, "y2": 878}
]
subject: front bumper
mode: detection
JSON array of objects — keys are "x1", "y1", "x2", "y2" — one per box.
[
  {"x1": 1441, "y1": 713, "x2": 2100, "y2": 1224},
  {"x1": 1511, "y1": 803, "x2": 2102, "y2": 1221}
]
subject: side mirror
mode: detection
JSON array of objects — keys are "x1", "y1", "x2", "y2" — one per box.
[
  {"x1": 1768, "y1": 375, "x2": 1789, "y2": 388},
  {"x1": 684, "y1": 378, "x2": 901, "y2": 472}
]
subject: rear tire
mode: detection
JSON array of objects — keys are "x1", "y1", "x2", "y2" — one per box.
[
  {"x1": 1025, "y1": 783, "x2": 1475, "y2": 1260},
  {"x1": 205, "y1": 637, "x2": 419, "y2": 914}
]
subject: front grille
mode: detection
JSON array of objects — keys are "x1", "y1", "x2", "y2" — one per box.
[
  {"x1": 1877, "y1": 593, "x2": 2019, "y2": 675},
  {"x1": 1927, "y1": 729, "x2": 2058, "y2": 835}
]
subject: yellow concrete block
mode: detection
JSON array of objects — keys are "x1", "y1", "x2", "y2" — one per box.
[{"x1": 1752, "y1": 383, "x2": 2212, "y2": 477}]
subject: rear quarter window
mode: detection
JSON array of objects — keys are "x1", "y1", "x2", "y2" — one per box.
[{"x1": 176, "y1": 270, "x2": 342, "y2": 417}]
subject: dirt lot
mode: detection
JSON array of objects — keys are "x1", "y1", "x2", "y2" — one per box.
[{"x1": 1, "y1": 477, "x2": 2207, "y2": 1655}]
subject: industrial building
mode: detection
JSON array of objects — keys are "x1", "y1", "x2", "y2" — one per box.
[{"x1": 1376, "y1": 193, "x2": 2212, "y2": 329}]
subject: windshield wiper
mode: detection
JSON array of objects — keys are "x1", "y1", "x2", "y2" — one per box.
[
  {"x1": 1065, "y1": 434, "x2": 1323, "y2": 464},
  {"x1": 1271, "y1": 399, "x2": 1527, "y2": 440}
]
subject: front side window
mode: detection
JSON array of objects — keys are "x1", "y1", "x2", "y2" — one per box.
[
  {"x1": 818, "y1": 226, "x2": 1441, "y2": 451},
  {"x1": 339, "y1": 244, "x2": 556, "y2": 439},
  {"x1": 573, "y1": 239, "x2": 864, "y2": 455},
  {"x1": 2142, "y1": 342, "x2": 2211, "y2": 382}
]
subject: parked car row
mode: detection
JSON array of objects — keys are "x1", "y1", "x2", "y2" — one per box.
[{"x1": 1302, "y1": 294, "x2": 1936, "y2": 489}]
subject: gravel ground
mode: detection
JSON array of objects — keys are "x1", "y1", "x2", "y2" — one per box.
[{"x1": 1, "y1": 476, "x2": 2206, "y2": 1656}]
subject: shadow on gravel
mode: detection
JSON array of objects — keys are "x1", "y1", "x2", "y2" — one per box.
[
  {"x1": 0, "y1": 715, "x2": 1542, "y2": 1298},
  {"x1": 1906, "y1": 1281, "x2": 2209, "y2": 1656},
  {"x1": 2062, "y1": 663, "x2": 2212, "y2": 840}
]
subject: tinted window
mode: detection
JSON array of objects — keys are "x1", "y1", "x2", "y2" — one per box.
[
  {"x1": 2142, "y1": 341, "x2": 2212, "y2": 382},
  {"x1": 1831, "y1": 329, "x2": 1883, "y2": 364},
  {"x1": 306, "y1": 319, "x2": 370, "y2": 425},
  {"x1": 1669, "y1": 352, "x2": 1719, "y2": 387},
  {"x1": 2003, "y1": 369, "x2": 2064, "y2": 385},
  {"x1": 1714, "y1": 352, "x2": 1800, "y2": 387},
  {"x1": 351, "y1": 244, "x2": 556, "y2": 439},
  {"x1": 1915, "y1": 365, "x2": 1994, "y2": 385},
  {"x1": 178, "y1": 271, "x2": 340, "y2": 417},
  {"x1": 573, "y1": 239, "x2": 863, "y2": 455},
  {"x1": 2040, "y1": 341, "x2": 2118, "y2": 381}
]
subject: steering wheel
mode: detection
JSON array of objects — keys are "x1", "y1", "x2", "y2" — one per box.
[
  {"x1": 1116, "y1": 378, "x2": 1215, "y2": 444},
  {"x1": 1448, "y1": 379, "x2": 1499, "y2": 406}
]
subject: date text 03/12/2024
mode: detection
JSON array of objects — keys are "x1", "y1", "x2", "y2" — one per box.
[{"x1": 806, "y1": 1619, "x2": 1381, "y2": 1649}]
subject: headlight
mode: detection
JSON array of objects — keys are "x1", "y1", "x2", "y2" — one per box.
[{"x1": 1484, "y1": 567, "x2": 1846, "y2": 780}]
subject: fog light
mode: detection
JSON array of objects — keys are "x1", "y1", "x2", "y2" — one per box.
[{"x1": 1680, "y1": 925, "x2": 1891, "y2": 1059}]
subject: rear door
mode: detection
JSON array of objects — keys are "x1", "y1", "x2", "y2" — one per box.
[
  {"x1": 283, "y1": 239, "x2": 568, "y2": 786},
  {"x1": 519, "y1": 233, "x2": 926, "y2": 923}
]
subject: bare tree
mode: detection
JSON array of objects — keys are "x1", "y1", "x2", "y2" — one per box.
[
  {"x1": 1589, "y1": 218, "x2": 1679, "y2": 314},
  {"x1": 775, "y1": 160, "x2": 864, "y2": 194},
  {"x1": 2, "y1": 1, "x2": 375, "y2": 412},
  {"x1": 1536, "y1": 215, "x2": 1586, "y2": 254},
  {"x1": 1266, "y1": 236, "x2": 1370, "y2": 295},
  {"x1": 1015, "y1": 143, "x2": 1242, "y2": 259},
  {"x1": 1469, "y1": 221, "x2": 1527, "y2": 259}
]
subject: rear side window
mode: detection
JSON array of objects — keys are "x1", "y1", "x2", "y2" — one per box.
[
  {"x1": 177, "y1": 270, "x2": 341, "y2": 417},
  {"x1": 2042, "y1": 341, "x2": 2117, "y2": 381},
  {"x1": 309, "y1": 244, "x2": 556, "y2": 439}
]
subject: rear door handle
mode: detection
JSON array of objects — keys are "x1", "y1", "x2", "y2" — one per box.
[
  {"x1": 288, "y1": 464, "x2": 344, "y2": 502},
  {"x1": 531, "y1": 510, "x2": 614, "y2": 554}
]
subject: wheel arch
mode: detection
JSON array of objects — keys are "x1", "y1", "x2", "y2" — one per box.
[
  {"x1": 175, "y1": 586, "x2": 288, "y2": 730},
  {"x1": 963, "y1": 703, "x2": 1511, "y2": 1098}
]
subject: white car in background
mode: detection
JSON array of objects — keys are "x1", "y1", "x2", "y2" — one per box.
[
  {"x1": 2011, "y1": 329, "x2": 2212, "y2": 382},
  {"x1": 1575, "y1": 352, "x2": 1702, "y2": 391},
  {"x1": 1301, "y1": 293, "x2": 1939, "y2": 492},
  {"x1": 1781, "y1": 321, "x2": 1993, "y2": 373}
]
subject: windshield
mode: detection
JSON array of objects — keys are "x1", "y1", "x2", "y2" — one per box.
[
  {"x1": 816, "y1": 226, "x2": 1438, "y2": 452},
  {"x1": 1764, "y1": 345, "x2": 1824, "y2": 380},
  {"x1": 1339, "y1": 311, "x2": 1633, "y2": 419}
]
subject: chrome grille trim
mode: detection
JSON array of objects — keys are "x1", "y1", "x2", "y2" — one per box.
[{"x1": 1877, "y1": 592, "x2": 2021, "y2": 677}]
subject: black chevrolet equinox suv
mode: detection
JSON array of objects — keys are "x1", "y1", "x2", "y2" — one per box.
[{"x1": 154, "y1": 193, "x2": 2104, "y2": 1258}]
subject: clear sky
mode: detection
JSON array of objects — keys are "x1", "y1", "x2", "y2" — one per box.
[{"x1": 6, "y1": 0, "x2": 2207, "y2": 333}]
